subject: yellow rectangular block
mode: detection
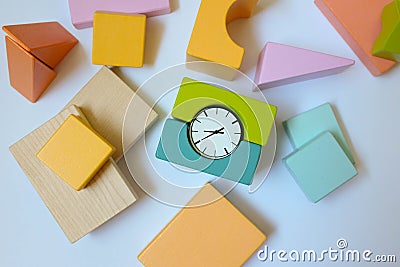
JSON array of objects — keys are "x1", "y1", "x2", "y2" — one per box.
[
  {"x1": 93, "y1": 12, "x2": 146, "y2": 67},
  {"x1": 9, "y1": 105, "x2": 137, "y2": 243},
  {"x1": 37, "y1": 115, "x2": 115, "y2": 191},
  {"x1": 138, "y1": 183, "x2": 266, "y2": 267},
  {"x1": 186, "y1": 0, "x2": 258, "y2": 79}
]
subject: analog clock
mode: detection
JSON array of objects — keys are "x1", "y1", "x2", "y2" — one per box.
[{"x1": 188, "y1": 106, "x2": 243, "y2": 159}]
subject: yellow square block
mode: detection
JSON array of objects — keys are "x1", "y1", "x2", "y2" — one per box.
[
  {"x1": 92, "y1": 11, "x2": 146, "y2": 67},
  {"x1": 37, "y1": 114, "x2": 115, "y2": 190}
]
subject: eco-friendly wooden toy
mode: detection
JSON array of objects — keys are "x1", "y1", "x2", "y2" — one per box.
[
  {"x1": 373, "y1": 0, "x2": 400, "y2": 62},
  {"x1": 2, "y1": 22, "x2": 78, "y2": 68},
  {"x1": 156, "y1": 119, "x2": 261, "y2": 185},
  {"x1": 283, "y1": 103, "x2": 354, "y2": 163},
  {"x1": 9, "y1": 105, "x2": 137, "y2": 243},
  {"x1": 186, "y1": 0, "x2": 258, "y2": 80},
  {"x1": 2, "y1": 22, "x2": 78, "y2": 102},
  {"x1": 4, "y1": 36, "x2": 56, "y2": 103},
  {"x1": 64, "y1": 67, "x2": 158, "y2": 161},
  {"x1": 284, "y1": 132, "x2": 357, "y2": 203},
  {"x1": 138, "y1": 183, "x2": 266, "y2": 266},
  {"x1": 315, "y1": 0, "x2": 396, "y2": 76},
  {"x1": 156, "y1": 78, "x2": 276, "y2": 185},
  {"x1": 37, "y1": 115, "x2": 115, "y2": 191},
  {"x1": 92, "y1": 12, "x2": 146, "y2": 67},
  {"x1": 67, "y1": 0, "x2": 171, "y2": 29},
  {"x1": 172, "y1": 78, "x2": 277, "y2": 146},
  {"x1": 254, "y1": 42, "x2": 355, "y2": 90}
]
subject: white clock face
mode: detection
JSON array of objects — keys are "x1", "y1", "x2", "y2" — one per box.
[{"x1": 188, "y1": 106, "x2": 243, "y2": 159}]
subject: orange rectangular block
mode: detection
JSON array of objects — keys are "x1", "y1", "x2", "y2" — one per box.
[
  {"x1": 315, "y1": 0, "x2": 396, "y2": 76},
  {"x1": 138, "y1": 183, "x2": 266, "y2": 267}
]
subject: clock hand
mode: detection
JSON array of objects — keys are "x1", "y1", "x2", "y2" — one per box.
[
  {"x1": 203, "y1": 130, "x2": 224, "y2": 133},
  {"x1": 200, "y1": 127, "x2": 224, "y2": 141}
]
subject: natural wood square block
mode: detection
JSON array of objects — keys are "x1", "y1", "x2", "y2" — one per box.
[
  {"x1": 10, "y1": 105, "x2": 137, "y2": 243},
  {"x1": 65, "y1": 66, "x2": 158, "y2": 161}
]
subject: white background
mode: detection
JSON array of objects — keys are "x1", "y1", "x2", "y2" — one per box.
[{"x1": 1, "y1": 0, "x2": 399, "y2": 266}]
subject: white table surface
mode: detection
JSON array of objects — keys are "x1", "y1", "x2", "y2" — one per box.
[{"x1": 1, "y1": 0, "x2": 399, "y2": 266}]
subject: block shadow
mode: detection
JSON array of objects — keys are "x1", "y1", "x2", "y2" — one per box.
[
  {"x1": 144, "y1": 18, "x2": 165, "y2": 66},
  {"x1": 226, "y1": 188, "x2": 275, "y2": 238}
]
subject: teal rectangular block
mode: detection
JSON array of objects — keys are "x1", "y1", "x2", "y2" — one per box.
[
  {"x1": 283, "y1": 103, "x2": 355, "y2": 163},
  {"x1": 283, "y1": 131, "x2": 357, "y2": 203},
  {"x1": 156, "y1": 119, "x2": 261, "y2": 185}
]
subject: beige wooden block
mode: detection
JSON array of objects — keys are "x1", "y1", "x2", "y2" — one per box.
[
  {"x1": 9, "y1": 105, "x2": 137, "y2": 243},
  {"x1": 65, "y1": 66, "x2": 158, "y2": 160}
]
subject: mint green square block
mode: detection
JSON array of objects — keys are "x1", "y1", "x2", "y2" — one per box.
[
  {"x1": 283, "y1": 132, "x2": 357, "y2": 203},
  {"x1": 283, "y1": 103, "x2": 355, "y2": 163}
]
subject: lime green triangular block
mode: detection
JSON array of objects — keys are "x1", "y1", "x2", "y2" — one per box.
[{"x1": 373, "y1": 0, "x2": 400, "y2": 62}]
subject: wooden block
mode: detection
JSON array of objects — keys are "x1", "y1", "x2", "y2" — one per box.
[
  {"x1": 4, "y1": 36, "x2": 56, "y2": 103},
  {"x1": 315, "y1": 0, "x2": 396, "y2": 76},
  {"x1": 9, "y1": 105, "x2": 137, "y2": 243},
  {"x1": 171, "y1": 78, "x2": 277, "y2": 146},
  {"x1": 67, "y1": 0, "x2": 171, "y2": 29},
  {"x1": 2, "y1": 22, "x2": 78, "y2": 69},
  {"x1": 138, "y1": 183, "x2": 266, "y2": 266},
  {"x1": 283, "y1": 132, "x2": 357, "y2": 203},
  {"x1": 255, "y1": 42, "x2": 355, "y2": 90},
  {"x1": 283, "y1": 103, "x2": 354, "y2": 164},
  {"x1": 186, "y1": 0, "x2": 258, "y2": 80},
  {"x1": 64, "y1": 67, "x2": 158, "y2": 161},
  {"x1": 37, "y1": 115, "x2": 115, "y2": 191},
  {"x1": 373, "y1": 0, "x2": 400, "y2": 61},
  {"x1": 156, "y1": 119, "x2": 261, "y2": 185},
  {"x1": 92, "y1": 12, "x2": 146, "y2": 67}
]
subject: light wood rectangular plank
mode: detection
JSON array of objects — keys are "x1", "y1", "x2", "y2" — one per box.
[{"x1": 9, "y1": 105, "x2": 137, "y2": 243}]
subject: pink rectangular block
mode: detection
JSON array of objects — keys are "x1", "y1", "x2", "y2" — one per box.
[{"x1": 68, "y1": 0, "x2": 171, "y2": 29}]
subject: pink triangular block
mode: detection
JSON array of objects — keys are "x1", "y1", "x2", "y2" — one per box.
[{"x1": 254, "y1": 42, "x2": 355, "y2": 90}]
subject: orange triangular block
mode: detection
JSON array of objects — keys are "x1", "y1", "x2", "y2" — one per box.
[
  {"x1": 5, "y1": 36, "x2": 56, "y2": 102},
  {"x1": 3, "y1": 22, "x2": 78, "y2": 68}
]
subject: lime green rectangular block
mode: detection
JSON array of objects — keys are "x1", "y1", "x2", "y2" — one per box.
[
  {"x1": 284, "y1": 132, "x2": 357, "y2": 203},
  {"x1": 373, "y1": 0, "x2": 400, "y2": 61},
  {"x1": 171, "y1": 77, "x2": 277, "y2": 146}
]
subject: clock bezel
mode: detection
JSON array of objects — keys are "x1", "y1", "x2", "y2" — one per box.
[{"x1": 187, "y1": 105, "x2": 244, "y2": 160}]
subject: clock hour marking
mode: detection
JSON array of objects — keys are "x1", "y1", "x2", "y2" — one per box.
[
  {"x1": 224, "y1": 148, "x2": 229, "y2": 155},
  {"x1": 203, "y1": 110, "x2": 208, "y2": 117},
  {"x1": 194, "y1": 140, "x2": 201, "y2": 145},
  {"x1": 234, "y1": 132, "x2": 241, "y2": 135},
  {"x1": 231, "y1": 142, "x2": 237, "y2": 146},
  {"x1": 232, "y1": 120, "x2": 238, "y2": 125},
  {"x1": 216, "y1": 108, "x2": 218, "y2": 114},
  {"x1": 194, "y1": 118, "x2": 201, "y2": 123},
  {"x1": 225, "y1": 111, "x2": 230, "y2": 117},
  {"x1": 192, "y1": 130, "x2": 198, "y2": 133},
  {"x1": 202, "y1": 147, "x2": 207, "y2": 153}
]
